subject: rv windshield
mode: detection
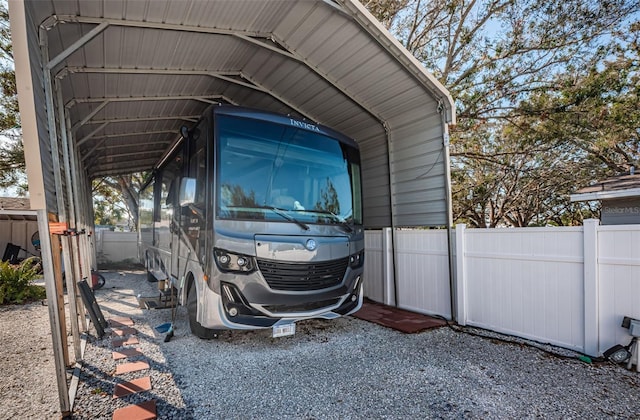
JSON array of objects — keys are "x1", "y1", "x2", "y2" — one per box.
[{"x1": 216, "y1": 114, "x2": 362, "y2": 226}]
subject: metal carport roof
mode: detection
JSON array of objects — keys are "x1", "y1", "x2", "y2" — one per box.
[
  {"x1": 11, "y1": 0, "x2": 455, "y2": 230},
  {"x1": 8, "y1": 0, "x2": 455, "y2": 413}
]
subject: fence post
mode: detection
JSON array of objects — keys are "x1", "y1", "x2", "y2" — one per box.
[
  {"x1": 455, "y1": 224, "x2": 467, "y2": 326},
  {"x1": 583, "y1": 219, "x2": 599, "y2": 356},
  {"x1": 382, "y1": 227, "x2": 396, "y2": 306}
]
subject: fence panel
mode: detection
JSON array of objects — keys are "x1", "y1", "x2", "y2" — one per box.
[
  {"x1": 463, "y1": 227, "x2": 585, "y2": 352},
  {"x1": 395, "y1": 230, "x2": 451, "y2": 318},
  {"x1": 0, "y1": 219, "x2": 39, "y2": 260},
  {"x1": 598, "y1": 225, "x2": 640, "y2": 353},
  {"x1": 97, "y1": 231, "x2": 138, "y2": 264},
  {"x1": 363, "y1": 230, "x2": 384, "y2": 303}
]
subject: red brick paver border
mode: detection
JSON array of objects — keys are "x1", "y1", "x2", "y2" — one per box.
[
  {"x1": 111, "y1": 327, "x2": 138, "y2": 337},
  {"x1": 115, "y1": 361, "x2": 150, "y2": 375},
  {"x1": 112, "y1": 400, "x2": 157, "y2": 420},
  {"x1": 112, "y1": 337, "x2": 140, "y2": 347},
  {"x1": 113, "y1": 377, "x2": 152, "y2": 399},
  {"x1": 112, "y1": 348, "x2": 143, "y2": 360},
  {"x1": 109, "y1": 317, "x2": 135, "y2": 327}
]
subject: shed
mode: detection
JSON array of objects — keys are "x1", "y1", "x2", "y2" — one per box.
[
  {"x1": 570, "y1": 173, "x2": 640, "y2": 225},
  {"x1": 8, "y1": 0, "x2": 456, "y2": 414}
]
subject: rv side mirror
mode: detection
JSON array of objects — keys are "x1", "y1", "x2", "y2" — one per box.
[
  {"x1": 179, "y1": 177, "x2": 196, "y2": 206},
  {"x1": 180, "y1": 125, "x2": 190, "y2": 140}
]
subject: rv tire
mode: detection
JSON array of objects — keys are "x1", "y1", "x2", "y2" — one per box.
[{"x1": 187, "y1": 280, "x2": 219, "y2": 339}]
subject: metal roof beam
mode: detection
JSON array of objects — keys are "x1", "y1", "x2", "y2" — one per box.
[
  {"x1": 80, "y1": 130, "x2": 176, "y2": 144},
  {"x1": 91, "y1": 158, "x2": 160, "y2": 178},
  {"x1": 76, "y1": 122, "x2": 109, "y2": 146},
  {"x1": 88, "y1": 144, "x2": 166, "y2": 161},
  {"x1": 71, "y1": 100, "x2": 110, "y2": 132},
  {"x1": 83, "y1": 115, "x2": 201, "y2": 125},
  {"x1": 44, "y1": 21, "x2": 109, "y2": 71},
  {"x1": 82, "y1": 138, "x2": 106, "y2": 161},
  {"x1": 68, "y1": 95, "x2": 227, "y2": 132},
  {"x1": 68, "y1": 94, "x2": 226, "y2": 107},
  {"x1": 97, "y1": 140, "x2": 172, "y2": 151},
  {"x1": 63, "y1": 66, "x2": 238, "y2": 78},
  {"x1": 93, "y1": 149, "x2": 165, "y2": 160},
  {"x1": 97, "y1": 148, "x2": 165, "y2": 160},
  {"x1": 62, "y1": 67, "x2": 313, "y2": 121},
  {"x1": 55, "y1": 15, "x2": 269, "y2": 38}
]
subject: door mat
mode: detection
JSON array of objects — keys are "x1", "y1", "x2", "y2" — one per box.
[
  {"x1": 352, "y1": 299, "x2": 448, "y2": 334},
  {"x1": 137, "y1": 296, "x2": 177, "y2": 310}
]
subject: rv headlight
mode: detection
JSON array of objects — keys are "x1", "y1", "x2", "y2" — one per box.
[
  {"x1": 214, "y1": 248, "x2": 256, "y2": 273},
  {"x1": 349, "y1": 250, "x2": 364, "y2": 269}
]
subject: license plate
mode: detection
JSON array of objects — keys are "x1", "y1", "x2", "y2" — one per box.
[{"x1": 272, "y1": 323, "x2": 296, "y2": 338}]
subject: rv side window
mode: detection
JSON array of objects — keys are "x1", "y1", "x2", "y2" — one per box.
[
  {"x1": 188, "y1": 121, "x2": 208, "y2": 207},
  {"x1": 185, "y1": 117, "x2": 209, "y2": 257}
]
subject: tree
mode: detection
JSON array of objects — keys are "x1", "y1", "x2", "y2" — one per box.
[
  {"x1": 0, "y1": 2, "x2": 26, "y2": 193},
  {"x1": 364, "y1": 0, "x2": 640, "y2": 226},
  {"x1": 92, "y1": 174, "x2": 147, "y2": 230}
]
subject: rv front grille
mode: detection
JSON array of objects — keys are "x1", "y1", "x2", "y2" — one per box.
[
  {"x1": 256, "y1": 257, "x2": 348, "y2": 291},
  {"x1": 263, "y1": 298, "x2": 341, "y2": 313}
]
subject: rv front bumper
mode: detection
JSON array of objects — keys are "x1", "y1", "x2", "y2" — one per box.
[{"x1": 198, "y1": 275, "x2": 363, "y2": 330}]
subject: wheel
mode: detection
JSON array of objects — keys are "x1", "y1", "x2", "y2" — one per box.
[
  {"x1": 91, "y1": 271, "x2": 106, "y2": 290},
  {"x1": 187, "y1": 280, "x2": 218, "y2": 339}
]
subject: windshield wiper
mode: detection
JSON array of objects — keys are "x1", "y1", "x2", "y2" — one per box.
[
  {"x1": 256, "y1": 205, "x2": 310, "y2": 231},
  {"x1": 294, "y1": 209, "x2": 353, "y2": 232}
]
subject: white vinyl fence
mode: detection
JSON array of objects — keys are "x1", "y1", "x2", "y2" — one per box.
[
  {"x1": 364, "y1": 220, "x2": 640, "y2": 357},
  {"x1": 96, "y1": 231, "x2": 138, "y2": 264}
]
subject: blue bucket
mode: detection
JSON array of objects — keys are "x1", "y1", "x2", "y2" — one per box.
[{"x1": 155, "y1": 322, "x2": 172, "y2": 333}]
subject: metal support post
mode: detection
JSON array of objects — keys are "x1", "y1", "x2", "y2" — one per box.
[{"x1": 37, "y1": 210, "x2": 71, "y2": 416}]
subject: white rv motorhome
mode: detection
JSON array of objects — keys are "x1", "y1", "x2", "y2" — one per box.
[{"x1": 139, "y1": 106, "x2": 364, "y2": 338}]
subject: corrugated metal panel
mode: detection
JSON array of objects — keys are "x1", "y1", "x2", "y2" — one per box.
[
  {"x1": 24, "y1": 5, "x2": 58, "y2": 213},
  {"x1": 388, "y1": 110, "x2": 447, "y2": 227},
  {"x1": 18, "y1": 0, "x2": 455, "y2": 228}
]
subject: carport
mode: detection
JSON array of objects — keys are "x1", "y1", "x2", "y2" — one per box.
[{"x1": 8, "y1": 0, "x2": 455, "y2": 414}]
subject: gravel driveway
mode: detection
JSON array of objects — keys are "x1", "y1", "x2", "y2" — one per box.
[{"x1": 4, "y1": 270, "x2": 640, "y2": 419}]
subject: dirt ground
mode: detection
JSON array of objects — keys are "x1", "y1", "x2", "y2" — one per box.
[{"x1": 0, "y1": 300, "x2": 61, "y2": 419}]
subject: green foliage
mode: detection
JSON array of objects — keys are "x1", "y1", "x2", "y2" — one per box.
[
  {"x1": 365, "y1": 0, "x2": 640, "y2": 227},
  {"x1": 0, "y1": 257, "x2": 45, "y2": 305},
  {"x1": 92, "y1": 174, "x2": 147, "y2": 230},
  {"x1": 0, "y1": 2, "x2": 17, "y2": 134},
  {"x1": 0, "y1": 136, "x2": 26, "y2": 191},
  {"x1": 0, "y1": 2, "x2": 26, "y2": 194}
]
